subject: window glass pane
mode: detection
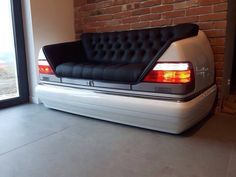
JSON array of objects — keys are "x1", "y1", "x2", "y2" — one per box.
[{"x1": 0, "y1": 0, "x2": 19, "y2": 101}]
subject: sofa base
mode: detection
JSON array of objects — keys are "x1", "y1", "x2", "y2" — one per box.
[{"x1": 36, "y1": 84, "x2": 217, "y2": 134}]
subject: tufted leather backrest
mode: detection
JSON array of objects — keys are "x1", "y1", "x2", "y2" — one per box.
[{"x1": 81, "y1": 23, "x2": 199, "y2": 65}]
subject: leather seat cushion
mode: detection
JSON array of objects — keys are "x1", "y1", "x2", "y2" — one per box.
[{"x1": 56, "y1": 62, "x2": 146, "y2": 83}]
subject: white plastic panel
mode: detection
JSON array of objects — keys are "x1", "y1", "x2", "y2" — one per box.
[
  {"x1": 158, "y1": 31, "x2": 215, "y2": 94},
  {"x1": 36, "y1": 84, "x2": 217, "y2": 134}
]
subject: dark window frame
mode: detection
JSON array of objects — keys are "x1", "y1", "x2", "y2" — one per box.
[
  {"x1": 0, "y1": 0, "x2": 29, "y2": 109},
  {"x1": 223, "y1": 0, "x2": 236, "y2": 95}
]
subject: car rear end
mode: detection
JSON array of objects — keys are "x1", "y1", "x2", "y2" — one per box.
[{"x1": 36, "y1": 31, "x2": 217, "y2": 134}]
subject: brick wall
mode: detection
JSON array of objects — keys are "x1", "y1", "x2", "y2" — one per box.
[{"x1": 74, "y1": 0, "x2": 228, "y2": 104}]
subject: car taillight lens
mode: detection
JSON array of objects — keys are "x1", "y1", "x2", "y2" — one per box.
[
  {"x1": 39, "y1": 65, "x2": 54, "y2": 75},
  {"x1": 38, "y1": 60, "x2": 54, "y2": 75},
  {"x1": 144, "y1": 63, "x2": 193, "y2": 84}
]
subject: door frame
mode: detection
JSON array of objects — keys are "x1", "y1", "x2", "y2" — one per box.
[{"x1": 0, "y1": 0, "x2": 29, "y2": 109}]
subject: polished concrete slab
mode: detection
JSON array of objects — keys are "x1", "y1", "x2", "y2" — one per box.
[{"x1": 0, "y1": 104, "x2": 235, "y2": 177}]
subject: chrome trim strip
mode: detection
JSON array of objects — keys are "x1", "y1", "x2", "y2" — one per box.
[
  {"x1": 61, "y1": 78, "x2": 131, "y2": 90},
  {"x1": 39, "y1": 81, "x2": 200, "y2": 102},
  {"x1": 39, "y1": 74, "x2": 61, "y2": 82},
  {"x1": 62, "y1": 78, "x2": 89, "y2": 86}
]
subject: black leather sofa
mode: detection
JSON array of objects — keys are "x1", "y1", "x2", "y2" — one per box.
[{"x1": 43, "y1": 23, "x2": 199, "y2": 84}]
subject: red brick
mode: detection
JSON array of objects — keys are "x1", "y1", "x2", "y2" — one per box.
[
  {"x1": 174, "y1": 1, "x2": 198, "y2": 9},
  {"x1": 199, "y1": 0, "x2": 227, "y2": 6},
  {"x1": 151, "y1": 5, "x2": 173, "y2": 13},
  {"x1": 85, "y1": 21, "x2": 107, "y2": 28},
  {"x1": 140, "y1": 0, "x2": 161, "y2": 8},
  {"x1": 163, "y1": 10, "x2": 185, "y2": 19},
  {"x1": 215, "y1": 61, "x2": 224, "y2": 70},
  {"x1": 199, "y1": 12, "x2": 227, "y2": 22},
  {"x1": 89, "y1": 15, "x2": 113, "y2": 22},
  {"x1": 212, "y1": 46, "x2": 225, "y2": 54},
  {"x1": 96, "y1": 1, "x2": 113, "y2": 8},
  {"x1": 214, "y1": 54, "x2": 224, "y2": 62},
  {"x1": 76, "y1": 10, "x2": 89, "y2": 18},
  {"x1": 216, "y1": 77, "x2": 223, "y2": 85},
  {"x1": 132, "y1": 8, "x2": 151, "y2": 16},
  {"x1": 173, "y1": 16, "x2": 198, "y2": 24},
  {"x1": 198, "y1": 22, "x2": 214, "y2": 30},
  {"x1": 214, "y1": 3, "x2": 228, "y2": 12},
  {"x1": 209, "y1": 37, "x2": 225, "y2": 46},
  {"x1": 131, "y1": 21, "x2": 151, "y2": 29},
  {"x1": 87, "y1": 0, "x2": 106, "y2": 4},
  {"x1": 151, "y1": 19, "x2": 172, "y2": 27},
  {"x1": 83, "y1": 27, "x2": 97, "y2": 33},
  {"x1": 205, "y1": 29, "x2": 226, "y2": 37},
  {"x1": 162, "y1": 0, "x2": 185, "y2": 4},
  {"x1": 74, "y1": 0, "x2": 86, "y2": 7},
  {"x1": 199, "y1": 21, "x2": 227, "y2": 30},
  {"x1": 213, "y1": 21, "x2": 227, "y2": 29},
  {"x1": 123, "y1": 16, "x2": 140, "y2": 24},
  {"x1": 113, "y1": 11, "x2": 131, "y2": 19},
  {"x1": 186, "y1": 6, "x2": 212, "y2": 16},
  {"x1": 79, "y1": 4, "x2": 96, "y2": 11},
  {"x1": 102, "y1": 6, "x2": 122, "y2": 14},
  {"x1": 126, "y1": 3, "x2": 140, "y2": 10},
  {"x1": 113, "y1": 24, "x2": 131, "y2": 31},
  {"x1": 112, "y1": 0, "x2": 129, "y2": 5},
  {"x1": 139, "y1": 13, "x2": 161, "y2": 22},
  {"x1": 97, "y1": 24, "x2": 131, "y2": 32},
  {"x1": 216, "y1": 70, "x2": 223, "y2": 77}
]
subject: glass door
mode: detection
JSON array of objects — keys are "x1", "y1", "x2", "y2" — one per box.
[
  {"x1": 0, "y1": 0, "x2": 19, "y2": 101},
  {"x1": 0, "y1": 0, "x2": 29, "y2": 108}
]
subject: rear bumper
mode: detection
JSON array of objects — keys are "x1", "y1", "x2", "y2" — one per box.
[{"x1": 36, "y1": 84, "x2": 217, "y2": 134}]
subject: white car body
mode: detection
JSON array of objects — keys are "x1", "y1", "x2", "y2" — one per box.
[{"x1": 36, "y1": 31, "x2": 217, "y2": 134}]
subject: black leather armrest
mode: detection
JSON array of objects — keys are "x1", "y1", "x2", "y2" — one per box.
[{"x1": 42, "y1": 41, "x2": 87, "y2": 72}]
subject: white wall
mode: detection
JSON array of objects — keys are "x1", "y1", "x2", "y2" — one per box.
[{"x1": 22, "y1": 0, "x2": 75, "y2": 103}]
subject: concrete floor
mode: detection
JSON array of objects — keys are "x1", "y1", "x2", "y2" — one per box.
[{"x1": 0, "y1": 104, "x2": 236, "y2": 177}]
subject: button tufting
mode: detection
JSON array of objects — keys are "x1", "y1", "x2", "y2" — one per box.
[
  {"x1": 104, "y1": 36, "x2": 109, "y2": 42},
  {"x1": 160, "y1": 41, "x2": 165, "y2": 46},
  {"x1": 140, "y1": 50, "x2": 145, "y2": 56},
  {"x1": 116, "y1": 43, "x2": 121, "y2": 49},
  {"x1": 93, "y1": 51, "x2": 98, "y2": 55},
  {"x1": 168, "y1": 32, "x2": 174, "y2": 38},
  {"x1": 79, "y1": 24, "x2": 198, "y2": 66},
  {"x1": 145, "y1": 34, "x2": 149, "y2": 40},
  {"x1": 113, "y1": 36, "x2": 118, "y2": 42},
  {"x1": 107, "y1": 44, "x2": 113, "y2": 49},
  {"x1": 110, "y1": 51, "x2": 115, "y2": 57},
  {"x1": 138, "y1": 42, "x2": 142, "y2": 48},
  {"x1": 99, "y1": 44, "x2": 104, "y2": 49},
  {"x1": 126, "y1": 42, "x2": 131, "y2": 49},
  {"x1": 152, "y1": 49, "x2": 158, "y2": 56},
  {"x1": 119, "y1": 50, "x2": 125, "y2": 56}
]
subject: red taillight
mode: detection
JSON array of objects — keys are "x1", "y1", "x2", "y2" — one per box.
[
  {"x1": 38, "y1": 60, "x2": 54, "y2": 75},
  {"x1": 38, "y1": 63, "x2": 54, "y2": 75},
  {"x1": 144, "y1": 63, "x2": 193, "y2": 84}
]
